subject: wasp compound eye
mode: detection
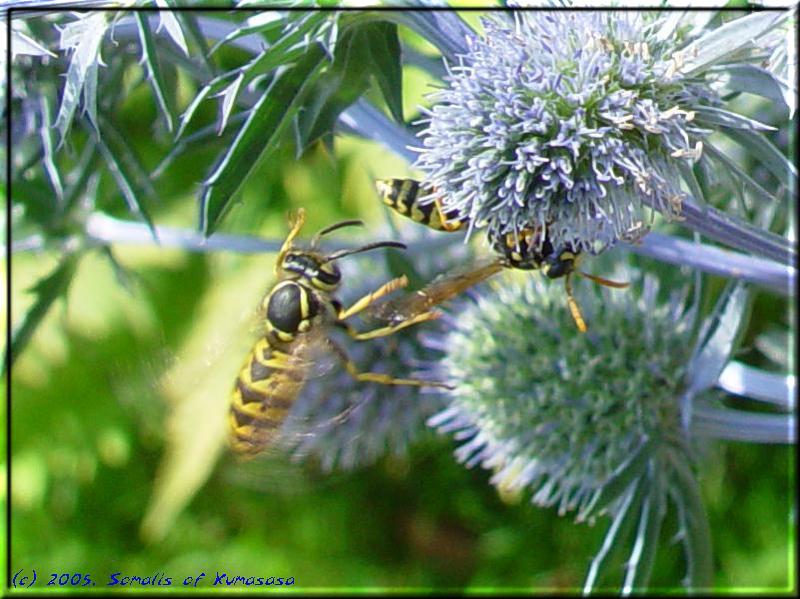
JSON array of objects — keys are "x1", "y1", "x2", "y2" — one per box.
[{"x1": 314, "y1": 261, "x2": 341, "y2": 290}]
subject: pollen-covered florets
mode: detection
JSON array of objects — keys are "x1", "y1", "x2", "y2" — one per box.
[
  {"x1": 415, "y1": 12, "x2": 714, "y2": 254},
  {"x1": 428, "y1": 269, "x2": 696, "y2": 519}
]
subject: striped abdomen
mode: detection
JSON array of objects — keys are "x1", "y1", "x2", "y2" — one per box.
[
  {"x1": 228, "y1": 337, "x2": 305, "y2": 458},
  {"x1": 376, "y1": 178, "x2": 463, "y2": 232}
]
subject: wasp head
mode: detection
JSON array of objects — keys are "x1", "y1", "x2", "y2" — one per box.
[
  {"x1": 281, "y1": 250, "x2": 342, "y2": 291},
  {"x1": 275, "y1": 210, "x2": 406, "y2": 291}
]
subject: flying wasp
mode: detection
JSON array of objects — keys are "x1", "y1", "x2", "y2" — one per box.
[
  {"x1": 375, "y1": 178, "x2": 631, "y2": 332},
  {"x1": 229, "y1": 208, "x2": 449, "y2": 459}
]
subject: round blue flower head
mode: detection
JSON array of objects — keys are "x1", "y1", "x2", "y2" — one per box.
[
  {"x1": 415, "y1": 12, "x2": 713, "y2": 255},
  {"x1": 428, "y1": 268, "x2": 699, "y2": 520}
]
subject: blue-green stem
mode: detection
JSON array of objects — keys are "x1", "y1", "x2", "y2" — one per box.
[
  {"x1": 82, "y1": 211, "x2": 456, "y2": 255},
  {"x1": 691, "y1": 403, "x2": 795, "y2": 444},
  {"x1": 717, "y1": 361, "x2": 795, "y2": 410},
  {"x1": 620, "y1": 231, "x2": 794, "y2": 297}
]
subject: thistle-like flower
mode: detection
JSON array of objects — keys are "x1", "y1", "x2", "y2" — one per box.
[
  {"x1": 426, "y1": 267, "x2": 722, "y2": 589},
  {"x1": 415, "y1": 11, "x2": 714, "y2": 254},
  {"x1": 429, "y1": 268, "x2": 697, "y2": 518}
]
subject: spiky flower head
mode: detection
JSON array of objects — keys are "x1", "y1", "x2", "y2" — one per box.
[
  {"x1": 415, "y1": 11, "x2": 713, "y2": 254},
  {"x1": 428, "y1": 268, "x2": 699, "y2": 520}
]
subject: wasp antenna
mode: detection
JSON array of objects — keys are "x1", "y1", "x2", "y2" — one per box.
[
  {"x1": 578, "y1": 271, "x2": 630, "y2": 289},
  {"x1": 310, "y1": 218, "x2": 365, "y2": 247},
  {"x1": 275, "y1": 209, "x2": 307, "y2": 275},
  {"x1": 564, "y1": 274, "x2": 588, "y2": 333},
  {"x1": 315, "y1": 219, "x2": 364, "y2": 237},
  {"x1": 326, "y1": 240, "x2": 406, "y2": 262}
]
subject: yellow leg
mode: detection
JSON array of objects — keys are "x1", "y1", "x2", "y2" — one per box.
[
  {"x1": 342, "y1": 310, "x2": 441, "y2": 341},
  {"x1": 338, "y1": 276, "x2": 409, "y2": 320},
  {"x1": 565, "y1": 274, "x2": 588, "y2": 333},
  {"x1": 330, "y1": 341, "x2": 452, "y2": 389},
  {"x1": 434, "y1": 198, "x2": 463, "y2": 232},
  {"x1": 578, "y1": 271, "x2": 630, "y2": 289},
  {"x1": 275, "y1": 208, "x2": 307, "y2": 276}
]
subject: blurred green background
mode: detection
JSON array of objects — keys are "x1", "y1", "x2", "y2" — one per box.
[{"x1": 7, "y1": 11, "x2": 794, "y2": 593}]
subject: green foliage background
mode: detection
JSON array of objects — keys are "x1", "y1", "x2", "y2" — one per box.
[{"x1": 6, "y1": 7, "x2": 794, "y2": 593}]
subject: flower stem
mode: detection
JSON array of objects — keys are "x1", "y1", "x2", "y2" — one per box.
[{"x1": 692, "y1": 404, "x2": 796, "y2": 444}]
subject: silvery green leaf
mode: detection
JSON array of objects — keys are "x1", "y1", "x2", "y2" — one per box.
[
  {"x1": 653, "y1": 10, "x2": 688, "y2": 43},
  {"x1": 364, "y1": 21, "x2": 404, "y2": 124},
  {"x1": 721, "y1": 126, "x2": 797, "y2": 191},
  {"x1": 173, "y1": 13, "x2": 215, "y2": 76},
  {"x1": 9, "y1": 27, "x2": 56, "y2": 58},
  {"x1": 710, "y1": 64, "x2": 791, "y2": 114},
  {"x1": 339, "y1": 99, "x2": 418, "y2": 163},
  {"x1": 625, "y1": 230, "x2": 793, "y2": 306},
  {"x1": 583, "y1": 478, "x2": 646, "y2": 594},
  {"x1": 295, "y1": 19, "x2": 405, "y2": 154},
  {"x1": 679, "y1": 10, "x2": 717, "y2": 39},
  {"x1": 217, "y1": 72, "x2": 244, "y2": 135},
  {"x1": 62, "y1": 140, "x2": 100, "y2": 215},
  {"x1": 578, "y1": 438, "x2": 654, "y2": 523},
  {"x1": 621, "y1": 467, "x2": 666, "y2": 595},
  {"x1": 178, "y1": 13, "x2": 330, "y2": 139},
  {"x1": 678, "y1": 194, "x2": 794, "y2": 265},
  {"x1": 389, "y1": 9, "x2": 472, "y2": 59},
  {"x1": 153, "y1": 113, "x2": 246, "y2": 179},
  {"x1": 39, "y1": 95, "x2": 64, "y2": 202},
  {"x1": 200, "y1": 43, "x2": 327, "y2": 236},
  {"x1": 176, "y1": 84, "x2": 212, "y2": 140},
  {"x1": 702, "y1": 142, "x2": 782, "y2": 205},
  {"x1": 135, "y1": 12, "x2": 175, "y2": 133},
  {"x1": 93, "y1": 114, "x2": 157, "y2": 239},
  {"x1": 755, "y1": 326, "x2": 791, "y2": 369},
  {"x1": 207, "y1": 11, "x2": 285, "y2": 56},
  {"x1": 668, "y1": 456, "x2": 714, "y2": 592},
  {"x1": 680, "y1": 11, "x2": 787, "y2": 75},
  {"x1": 155, "y1": 0, "x2": 188, "y2": 56},
  {"x1": 687, "y1": 281, "x2": 749, "y2": 396},
  {"x1": 766, "y1": 23, "x2": 796, "y2": 116},
  {"x1": 55, "y1": 12, "x2": 110, "y2": 141},
  {"x1": 234, "y1": 11, "x2": 329, "y2": 81},
  {"x1": 99, "y1": 245, "x2": 138, "y2": 294},
  {"x1": 692, "y1": 105, "x2": 776, "y2": 132},
  {"x1": 718, "y1": 362, "x2": 794, "y2": 409},
  {"x1": 677, "y1": 160, "x2": 706, "y2": 206},
  {"x1": 84, "y1": 212, "x2": 281, "y2": 254},
  {"x1": 5, "y1": 254, "x2": 79, "y2": 375}
]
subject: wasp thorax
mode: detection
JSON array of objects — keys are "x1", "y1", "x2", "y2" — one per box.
[
  {"x1": 281, "y1": 251, "x2": 341, "y2": 290},
  {"x1": 264, "y1": 280, "x2": 320, "y2": 340}
]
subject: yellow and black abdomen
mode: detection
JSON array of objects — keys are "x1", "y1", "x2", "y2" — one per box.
[
  {"x1": 230, "y1": 279, "x2": 326, "y2": 458},
  {"x1": 228, "y1": 337, "x2": 305, "y2": 458},
  {"x1": 376, "y1": 178, "x2": 463, "y2": 232}
]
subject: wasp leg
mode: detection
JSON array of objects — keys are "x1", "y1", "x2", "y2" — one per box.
[
  {"x1": 338, "y1": 275, "x2": 409, "y2": 320},
  {"x1": 338, "y1": 275, "x2": 441, "y2": 339},
  {"x1": 329, "y1": 341, "x2": 452, "y2": 389},
  {"x1": 275, "y1": 208, "x2": 307, "y2": 276},
  {"x1": 434, "y1": 199, "x2": 463, "y2": 232},
  {"x1": 564, "y1": 273, "x2": 588, "y2": 334},
  {"x1": 578, "y1": 271, "x2": 630, "y2": 289},
  {"x1": 341, "y1": 310, "x2": 441, "y2": 341}
]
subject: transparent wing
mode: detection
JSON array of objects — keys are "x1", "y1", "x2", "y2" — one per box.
[
  {"x1": 283, "y1": 325, "x2": 340, "y2": 381},
  {"x1": 369, "y1": 257, "x2": 505, "y2": 323}
]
